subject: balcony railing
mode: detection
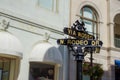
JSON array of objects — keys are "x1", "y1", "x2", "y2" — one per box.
[{"x1": 115, "y1": 38, "x2": 120, "y2": 48}]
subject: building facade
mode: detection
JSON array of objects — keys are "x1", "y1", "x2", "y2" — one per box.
[
  {"x1": 69, "y1": 0, "x2": 120, "y2": 80},
  {"x1": 0, "y1": 0, "x2": 70, "y2": 80},
  {"x1": 0, "y1": 0, "x2": 120, "y2": 80}
]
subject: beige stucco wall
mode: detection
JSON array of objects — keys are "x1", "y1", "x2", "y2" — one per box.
[
  {"x1": 109, "y1": 1, "x2": 120, "y2": 80},
  {"x1": 110, "y1": 0, "x2": 120, "y2": 22},
  {"x1": 71, "y1": 0, "x2": 108, "y2": 47},
  {"x1": 70, "y1": 0, "x2": 120, "y2": 80},
  {"x1": 0, "y1": 0, "x2": 120, "y2": 80}
]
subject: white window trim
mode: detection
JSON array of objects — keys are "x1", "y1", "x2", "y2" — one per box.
[{"x1": 37, "y1": 0, "x2": 58, "y2": 12}]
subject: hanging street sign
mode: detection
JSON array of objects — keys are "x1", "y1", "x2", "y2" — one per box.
[
  {"x1": 57, "y1": 39, "x2": 103, "y2": 47},
  {"x1": 63, "y1": 28, "x2": 94, "y2": 39},
  {"x1": 57, "y1": 19, "x2": 103, "y2": 48},
  {"x1": 56, "y1": 20, "x2": 103, "y2": 80}
]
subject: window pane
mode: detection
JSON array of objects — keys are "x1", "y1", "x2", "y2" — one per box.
[
  {"x1": 0, "y1": 61, "x2": 2, "y2": 80},
  {"x1": 83, "y1": 7, "x2": 93, "y2": 19},
  {"x1": 80, "y1": 6, "x2": 98, "y2": 39},
  {"x1": 0, "y1": 69, "x2": 2, "y2": 80},
  {"x1": 0, "y1": 61, "x2": 2, "y2": 68},
  {"x1": 29, "y1": 62, "x2": 55, "y2": 80},
  {"x1": 84, "y1": 20, "x2": 93, "y2": 34},
  {"x1": 93, "y1": 14, "x2": 97, "y2": 21},
  {"x1": 83, "y1": 75, "x2": 90, "y2": 80},
  {"x1": 0, "y1": 57, "x2": 17, "y2": 80},
  {"x1": 93, "y1": 23, "x2": 97, "y2": 38},
  {"x1": 39, "y1": 0, "x2": 53, "y2": 10},
  {"x1": 2, "y1": 60, "x2": 10, "y2": 80},
  {"x1": 80, "y1": 9, "x2": 82, "y2": 16}
]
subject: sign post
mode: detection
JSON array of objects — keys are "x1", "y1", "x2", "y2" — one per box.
[
  {"x1": 75, "y1": 46, "x2": 84, "y2": 80},
  {"x1": 57, "y1": 20, "x2": 103, "y2": 80}
]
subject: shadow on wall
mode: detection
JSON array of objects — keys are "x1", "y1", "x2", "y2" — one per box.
[{"x1": 43, "y1": 46, "x2": 62, "y2": 64}]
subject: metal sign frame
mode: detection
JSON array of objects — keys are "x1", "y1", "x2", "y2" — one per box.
[{"x1": 57, "y1": 20, "x2": 103, "y2": 80}]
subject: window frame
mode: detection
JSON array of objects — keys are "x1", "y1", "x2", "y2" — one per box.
[
  {"x1": 78, "y1": 6, "x2": 99, "y2": 39},
  {"x1": 29, "y1": 62, "x2": 59, "y2": 80},
  {"x1": 37, "y1": 0, "x2": 58, "y2": 12},
  {"x1": 0, "y1": 57, "x2": 19, "y2": 80}
]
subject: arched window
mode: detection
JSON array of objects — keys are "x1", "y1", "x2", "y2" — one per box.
[
  {"x1": 80, "y1": 6, "x2": 99, "y2": 38},
  {"x1": 114, "y1": 14, "x2": 120, "y2": 48}
]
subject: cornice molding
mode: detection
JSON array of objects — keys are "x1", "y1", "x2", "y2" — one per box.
[
  {"x1": 101, "y1": 47, "x2": 120, "y2": 61},
  {"x1": 102, "y1": 46, "x2": 120, "y2": 52},
  {"x1": 0, "y1": 12, "x2": 64, "y2": 36},
  {"x1": 107, "y1": 22, "x2": 114, "y2": 26}
]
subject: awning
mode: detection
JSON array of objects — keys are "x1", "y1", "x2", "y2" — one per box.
[
  {"x1": 115, "y1": 60, "x2": 120, "y2": 67},
  {"x1": 29, "y1": 41, "x2": 63, "y2": 65},
  {"x1": 0, "y1": 31, "x2": 23, "y2": 58}
]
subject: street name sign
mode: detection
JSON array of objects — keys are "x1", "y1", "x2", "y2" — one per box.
[
  {"x1": 63, "y1": 28, "x2": 94, "y2": 39},
  {"x1": 57, "y1": 39, "x2": 103, "y2": 47}
]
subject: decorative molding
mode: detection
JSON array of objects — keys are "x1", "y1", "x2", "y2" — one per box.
[
  {"x1": 101, "y1": 46, "x2": 120, "y2": 52},
  {"x1": 0, "y1": 48, "x2": 22, "y2": 58},
  {"x1": 43, "y1": 31, "x2": 51, "y2": 42},
  {"x1": 0, "y1": 16, "x2": 11, "y2": 31},
  {"x1": 0, "y1": 12, "x2": 64, "y2": 35},
  {"x1": 76, "y1": 14, "x2": 103, "y2": 24},
  {"x1": 10, "y1": 25, "x2": 59, "y2": 40},
  {"x1": 101, "y1": 47, "x2": 109, "y2": 51},
  {"x1": 107, "y1": 22, "x2": 114, "y2": 26},
  {"x1": 77, "y1": 1, "x2": 103, "y2": 22},
  {"x1": 98, "y1": 21, "x2": 104, "y2": 24},
  {"x1": 101, "y1": 46, "x2": 120, "y2": 61},
  {"x1": 110, "y1": 47, "x2": 120, "y2": 52}
]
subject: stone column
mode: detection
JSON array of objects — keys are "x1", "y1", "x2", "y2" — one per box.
[{"x1": 108, "y1": 22, "x2": 115, "y2": 48}]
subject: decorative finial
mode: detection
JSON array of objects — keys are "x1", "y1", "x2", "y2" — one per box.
[
  {"x1": 72, "y1": 20, "x2": 86, "y2": 31},
  {"x1": 2, "y1": 19, "x2": 9, "y2": 30},
  {"x1": 43, "y1": 30, "x2": 51, "y2": 42},
  {"x1": 0, "y1": 19, "x2": 10, "y2": 31},
  {"x1": 43, "y1": 32, "x2": 50, "y2": 42}
]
